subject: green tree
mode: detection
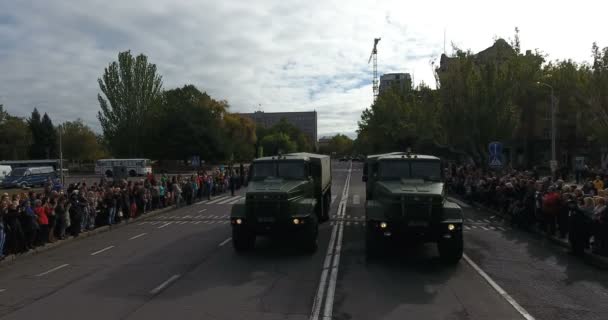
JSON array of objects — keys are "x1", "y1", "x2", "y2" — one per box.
[
  {"x1": 223, "y1": 113, "x2": 257, "y2": 161},
  {"x1": 40, "y1": 113, "x2": 58, "y2": 158},
  {"x1": 59, "y1": 120, "x2": 108, "y2": 161},
  {"x1": 260, "y1": 132, "x2": 297, "y2": 155},
  {"x1": 319, "y1": 134, "x2": 354, "y2": 156},
  {"x1": 257, "y1": 118, "x2": 313, "y2": 152},
  {"x1": 0, "y1": 106, "x2": 32, "y2": 160},
  {"x1": 143, "y1": 85, "x2": 227, "y2": 162},
  {"x1": 97, "y1": 50, "x2": 163, "y2": 157}
]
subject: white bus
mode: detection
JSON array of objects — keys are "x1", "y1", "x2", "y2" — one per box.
[{"x1": 95, "y1": 158, "x2": 152, "y2": 177}]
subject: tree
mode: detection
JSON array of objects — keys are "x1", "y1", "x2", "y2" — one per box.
[
  {"x1": 59, "y1": 120, "x2": 108, "y2": 161},
  {"x1": 143, "y1": 85, "x2": 228, "y2": 162},
  {"x1": 223, "y1": 113, "x2": 257, "y2": 161},
  {"x1": 260, "y1": 132, "x2": 297, "y2": 155},
  {"x1": 319, "y1": 134, "x2": 354, "y2": 156},
  {"x1": 40, "y1": 113, "x2": 58, "y2": 158},
  {"x1": 257, "y1": 118, "x2": 313, "y2": 152},
  {"x1": 0, "y1": 106, "x2": 32, "y2": 160},
  {"x1": 97, "y1": 50, "x2": 163, "y2": 157}
]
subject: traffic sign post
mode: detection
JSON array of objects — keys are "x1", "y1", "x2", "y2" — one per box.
[{"x1": 488, "y1": 141, "x2": 503, "y2": 169}]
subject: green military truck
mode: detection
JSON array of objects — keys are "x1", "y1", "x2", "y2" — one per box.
[
  {"x1": 230, "y1": 152, "x2": 332, "y2": 252},
  {"x1": 362, "y1": 152, "x2": 463, "y2": 263}
]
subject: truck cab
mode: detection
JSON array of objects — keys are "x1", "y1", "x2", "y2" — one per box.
[
  {"x1": 230, "y1": 153, "x2": 332, "y2": 252},
  {"x1": 364, "y1": 152, "x2": 463, "y2": 263}
]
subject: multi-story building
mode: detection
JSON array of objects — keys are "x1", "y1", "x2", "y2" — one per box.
[
  {"x1": 378, "y1": 73, "x2": 412, "y2": 94},
  {"x1": 237, "y1": 111, "x2": 318, "y2": 147}
]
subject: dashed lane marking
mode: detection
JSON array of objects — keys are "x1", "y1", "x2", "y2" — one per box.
[
  {"x1": 158, "y1": 222, "x2": 173, "y2": 229},
  {"x1": 217, "y1": 196, "x2": 240, "y2": 204},
  {"x1": 150, "y1": 274, "x2": 181, "y2": 295},
  {"x1": 463, "y1": 254, "x2": 535, "y2": 320},
  {"x1": 331, "y1": 195, "x2": 337, "y2": 204},
  {"x1": 129, "y1": 233, "x2": 147, "y2": 240},
  {"x1": 206, "y1": 196, "x2": 230, "y2": 204},
  {"x1": 0, "y1": 289, "x2": 5, "y2": 293},
  {"x1": 91, "y1": 246, "x2": 114, "y2": 256},
  {"x1": 219, "y1": 238, "x2": 232, "y2": 246},
  {"x1": 36, "y1": 264, "x2": 69, "y2": 277}
]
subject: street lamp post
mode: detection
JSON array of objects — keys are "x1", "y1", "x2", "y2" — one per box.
[
  {"x1": 537, "y1": 82, "x2": 556, "y2": 172},
  {"x1": 59, "y1": 126, "x2": 64, "y2": 185}
]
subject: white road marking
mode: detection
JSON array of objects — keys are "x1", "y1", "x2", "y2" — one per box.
[
  {"x1": 138, "y1": 222, "x2": 147, "y2": 225},
  {"x1": 352, "y1": 195, "x2": 360, "y2": 205},
  {"x1": 490, "y1": 215, "x2": 496, "y2": 219},
  {"x1": 346, "y1": 221, "x2": 351, "y2": 227},
  {"x1": 464, "y1": 226, "x2": 471, "y2": 230},
  {"x1": 179, "y1": 221, "x2": 188, "y2": 225},
  {"x1": 331, "y1": 195, "x2": 337, "y2": 204},
  {"x1": 36, "y1": 264, "x2": 69, "y2": 277},
  {"x1": 483, "y1": 219, "x2": 491, "y2": 223},
  {"x1": 480, "y1": 226, "x2": 489, "y2": 231},
  {"x1": 195, "y1": 200, "x2": 208, "y2": 205},
  {"x1": 208, "y1": 221, "x2": 216, "y2": 224},
  {"x1": 129, "y1": 233, "x2": 147, "y2": 240},
  {"x1": 217, "y1": 196, "x2": 239, "y2": 204},
  {"x1": 463, "y1": 254, "x2": 535, "y2": 320},
  {"x1": 497, "y1": 226, "x2": 506, "y2": 231},
  {"x1": 150, "y1": 221, "x2": 161, "y2": 225},
  {"x1": 150, "y1": 274, "x2": 181, "y2": 295},
  {"x1": 207, "y1": 196, "x2": 229, "y2": 204},
  {"x1": 221, "y1": 221, "x2": 229, "y2": 224},
  {"x1": 311, "y1": 162, "x2": 351, "y2": 320},
  {"x1": 194, "y1": 221, "x2": 202, "y2": 224},
  {"x1": 91, "y1": 245, "x2": 115, "y2": 256},
  {"x1": 0, "y1": 289, "x2": 5, "y2": 293},
  {"x1": 158, "y1": 222, "x2": 173, "y2": 229},
  {"x1": 219, "y1": 238, "x2": 232, "y2": 246},
  {"x1": 227, "y1": 196, "x2": 244, "y2": 205}
]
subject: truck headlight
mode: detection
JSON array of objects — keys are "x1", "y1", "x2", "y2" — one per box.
[
  {"x1": 293, "y1": 218, "x2": 300, "y2": 225},
  {"x1": 447, "y1": 224, "x2": 455, "y2": 231},
  {"x1": 380, "y1": 222, "x2": 388, "y2": 229},
  {"x1": 233, "y1": 218, "x2": 243, "y2": 225}
]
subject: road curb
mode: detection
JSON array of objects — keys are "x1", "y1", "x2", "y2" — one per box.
[
  {"x1": 0, "y1": 205, "x2": 177, "y2": 267},
  {"x1": 452, "y1": 195, "x2": 608, "y2": 270}
]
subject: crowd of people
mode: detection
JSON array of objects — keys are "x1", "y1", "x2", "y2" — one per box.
[
  {"x1": 446, "y1": 164, "x2": 608, "y2": 257},
  {"x1": 0, "y1": 168, "x2": 247, "y2": 260}
]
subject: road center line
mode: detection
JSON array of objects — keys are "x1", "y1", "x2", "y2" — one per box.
[
  {"x1": 91, "y1": 246, "x2": 115, "y2": 256},
  {"x1": 36, "y1": 264, "x2": 69, "y2": 277},
  {"x1": 150, "y1": 274, "x2": 181, "y2": 295},
  {"x1": 129, "y1": 233, "x2": 147, "y2": 240},
  {"x1": 463, "y1": 254, "x2": 535, "y2": 320},
  {"x1": 0, "y1": 289, "x2": 6, "y2": 293},
  {"x1": 310, "y1": 162, "x2": 352, "y2": 320},
  {"x1": 218, "y1": 237, "x2": 232, "y2": 246}
]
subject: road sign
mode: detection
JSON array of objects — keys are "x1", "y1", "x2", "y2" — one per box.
[{"x1": 488, "y1": 141, "x2": 503, "y2": 169}]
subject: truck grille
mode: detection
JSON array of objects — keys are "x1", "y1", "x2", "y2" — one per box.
[{"x1": 247, "y1": 200, "x2": 285, "y2": 219}]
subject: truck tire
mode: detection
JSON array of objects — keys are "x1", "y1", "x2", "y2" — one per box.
[
  {"x1": 299, "y1": 215, "x2": 318, "y2": 253},
  {"x1": 232, "y1": 227, "x2": 255, "y2": 252},
  {"x1": 320, "y1": 192, "x2": 330, "y2": 222},
  {"x1": 105, "y1": 170, "x2": 113, "y2": 178},
  {"x1": 129, "y1": 170, "x2": 137, "y2": 177},
  {"x1": 365, "y1": 224, "x2": 383, "y2": 259},
  {"x1": 438, "y1": 230, "x2": 463, "y2": 264}
]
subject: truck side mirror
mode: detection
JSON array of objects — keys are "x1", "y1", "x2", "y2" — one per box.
[{"x1": 362, "y1": 175, "x2": 368, "y2": 182}]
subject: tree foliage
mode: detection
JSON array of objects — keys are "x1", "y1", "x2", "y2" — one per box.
[
  {"x1": 0, "y1": 106, "x2": 32, "y2": 160},
  {"x1": 97, "y1": 50, "x2": 163, "y2": 157},
  {"x1": 319, "y1": 134, "x2": 354, "y2": 156},
  {"x1": 260, "y1": 132, "x2": 297, "y2": 155},
  {"x1": 59, "y1": 120, "x2": 108, "y2": 161},
  {"x1": 28, "y1": 109, "x2": 57, "y2": 159},
  {"x1": 256, "y1": 118, "x2": 313, "y2": 153},
  {"x1": 223, "y1": 113, "x2": 257, "y2": 161}
]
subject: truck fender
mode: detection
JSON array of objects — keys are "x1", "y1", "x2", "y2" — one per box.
[
  {"x1": 293, "y1": 198, "x2": 317, "y2": 217},
  {"x1": 442, "y1": 200, "x2": 464, "y2": 223},
  {"x1": 230, "y1": 202, "x2": 247, "y2": 219},
  {"x1": 365, "y1": 200, "x2": 385, "y2": 221}
]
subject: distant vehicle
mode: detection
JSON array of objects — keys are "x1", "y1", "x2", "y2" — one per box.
[
  {"x1": 95, "y1": 158, "x2": 152, "y2": 177},
  {"x1": 363, "y1": 151, "x2": 463, "y2": 264},
  {"x1": 0, "y1": 165, "x2": 11, "y2": 183},
  {"x1": 230, "y1": 152, "x2": 332, "y2": 251},
  {"x1": 1, "y1": 166, "x2": 56, "y2": 189},
  {"x1": 0, "y1": 159, "x2": 60, "y2": 170}
]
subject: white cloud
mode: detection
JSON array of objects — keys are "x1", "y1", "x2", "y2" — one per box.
[{"x1": 0, "y1": 0, "x2": 606, "y2": 137}]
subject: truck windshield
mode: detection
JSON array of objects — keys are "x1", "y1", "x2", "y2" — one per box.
[
  {"x1": 378, "y1": 160, "x2": 441, "y2": 181},
  {"x1": 252, "y1": 161, "x2": 306, "y2": 180},
  {"x1": 8, "y1": 168, "x2": 27, "y2": 176}
]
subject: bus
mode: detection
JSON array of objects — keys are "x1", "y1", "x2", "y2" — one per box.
[{"x1": 95, "y1": 159, "x2": 152, "y2": 177}]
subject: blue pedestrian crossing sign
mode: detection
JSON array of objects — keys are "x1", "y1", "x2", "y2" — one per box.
[{"x1": 488, "y1": 141, "x2": 503, "y2": 169}]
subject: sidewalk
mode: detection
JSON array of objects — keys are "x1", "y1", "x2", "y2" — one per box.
[
  {"x1": 452, "y1": 195, "x2": 608, "y2": 269},
  {"x1": 0, "y1": 204, "x2": 176, "y2": 267}
]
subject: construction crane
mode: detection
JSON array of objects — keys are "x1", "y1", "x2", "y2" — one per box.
[{"x1": 368, "y1": 37, "x2": 381, "y2": 102}]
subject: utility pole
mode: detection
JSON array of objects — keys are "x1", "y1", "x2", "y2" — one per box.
[
  {"x1": 59, "y1": 125, "x2": 64, "y2": 185},
  {"x1": 537, "y1": 82, "x2": 557, "y2": 173}
]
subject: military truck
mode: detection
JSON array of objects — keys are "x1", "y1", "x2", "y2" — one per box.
[
  {"x1": 230, "y1": 152, "x2": 332, "y2": 252},
  {"x1": 363, "y1": 152, "x2": 463, "y2": 263}
]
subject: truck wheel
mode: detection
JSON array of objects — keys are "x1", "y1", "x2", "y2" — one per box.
[
  {"x1": 320, "y1": 192, "x2": 330, "y2": 222},
  {"x1": 438, "y1": 231, "x2": 463, "y2": 264},
  {"x1": 232, "y1": 227, "x2": 255, "y2": 252},
  {"x1": 365, "y1": 224, "x2": 383, "y2": 259},
  {"x1": 129, "y1": 170, "x2": 137, "y2": 177},
  {"x1": 299, "y1": 216, "x2": 318, "y2": 253},
  {"x1": 105, "y1": 170, "x2": 113, "y2": 178}
]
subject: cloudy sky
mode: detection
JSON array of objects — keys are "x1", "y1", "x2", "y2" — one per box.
[{"x1": 0, "y1": 0, "x2": 606, "y2": 138}]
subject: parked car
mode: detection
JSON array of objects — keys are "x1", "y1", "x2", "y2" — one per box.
[{"x1": 1, "y1": 166, "x2": 56, "y2": 188}]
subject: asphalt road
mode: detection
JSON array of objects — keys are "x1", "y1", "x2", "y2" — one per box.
[{"x1": 0, "y1": 161, "x2": 607, "y2": 320}]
